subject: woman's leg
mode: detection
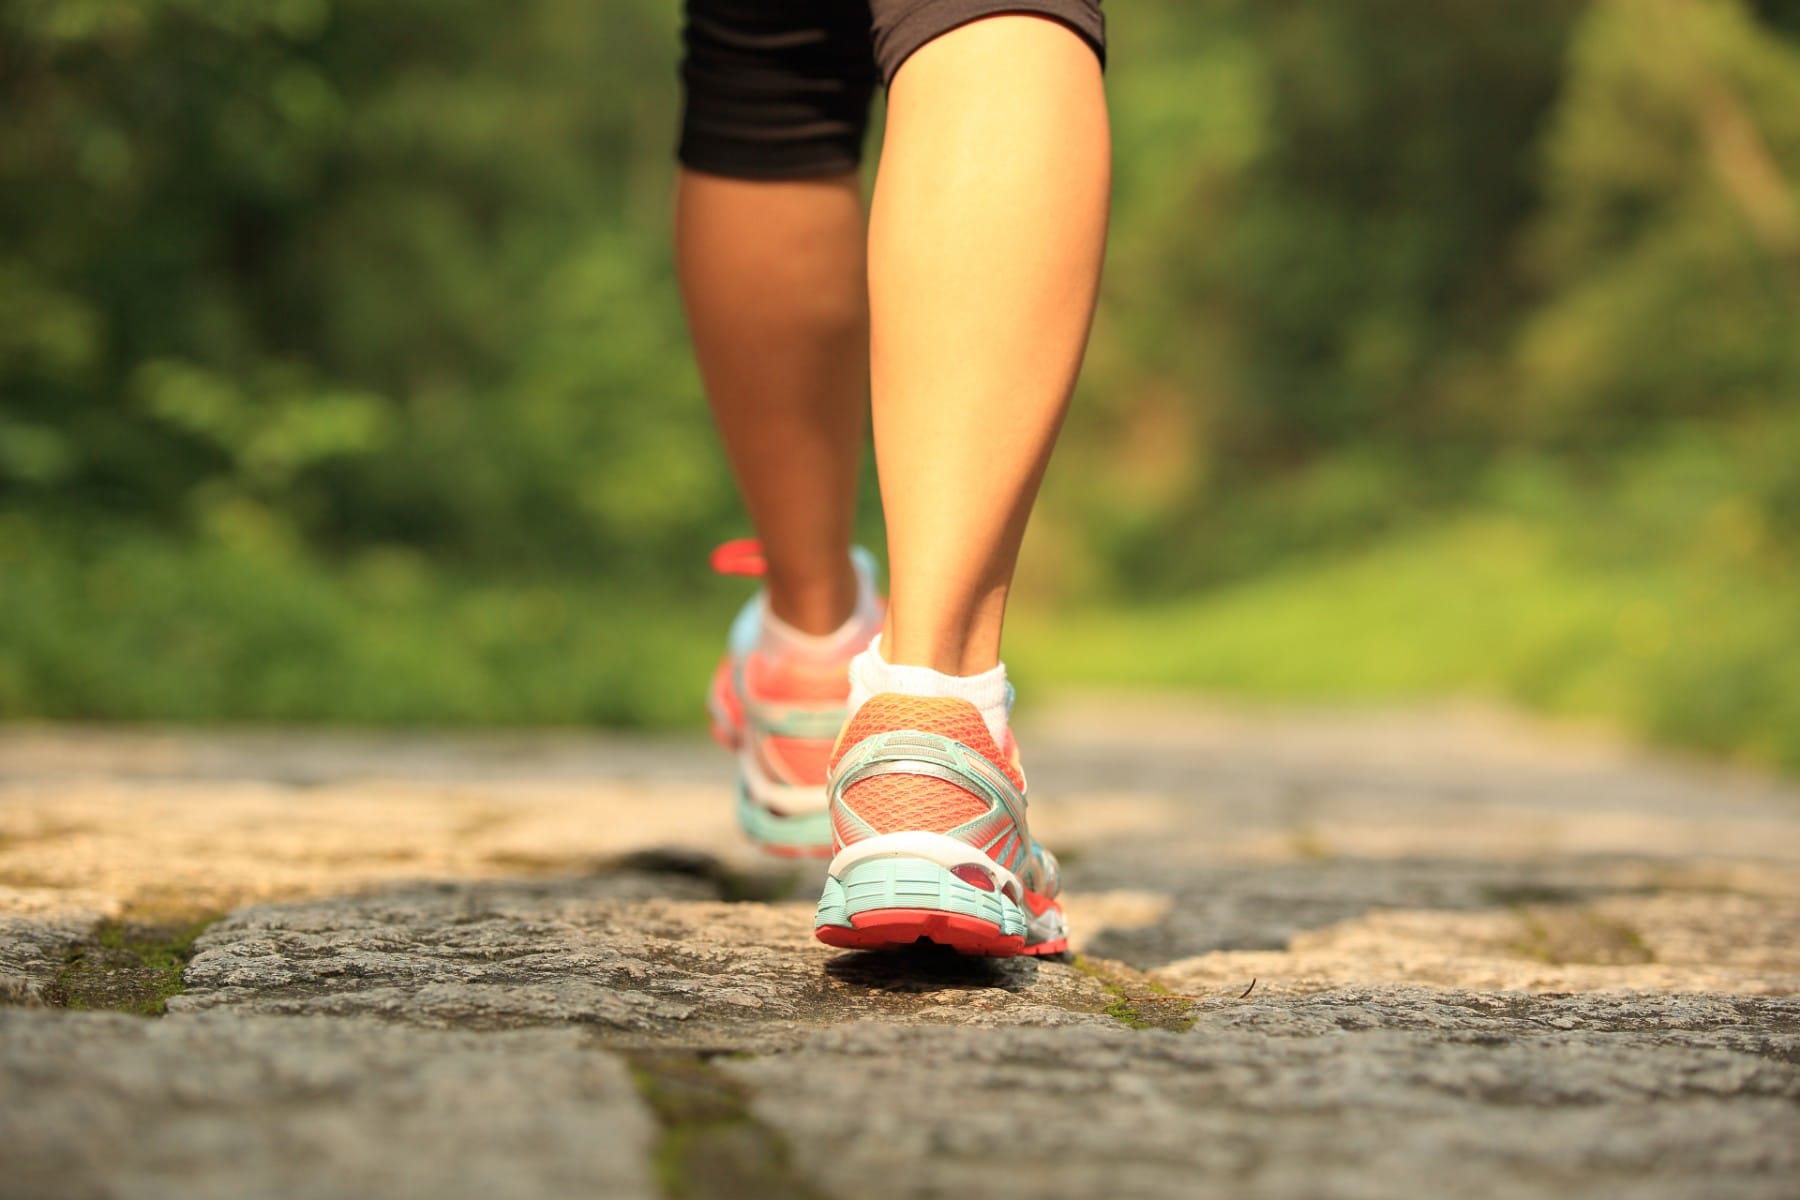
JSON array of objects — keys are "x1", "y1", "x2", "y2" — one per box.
[
  {"x1": 807, "y1": 8, "x2": 1108, "y2": 955},
  {"x1": 868, "y1": 14, "x2": 1110, "y2": 673},
  {"x1": 677, "y1": 170, "x2": 870, "y2": 634}
]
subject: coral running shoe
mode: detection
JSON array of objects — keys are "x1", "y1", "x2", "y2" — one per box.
[
  {"x1": 813, "y1": 694, "x2": 1069, "y2": 956},
  {"x1": 707, "y1": 540, "x2": 879, "y2": 858}
]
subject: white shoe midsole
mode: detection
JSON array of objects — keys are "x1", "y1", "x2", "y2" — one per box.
[{"x1": 827, "y1": 832, "x2": 1025, "y2": 906}]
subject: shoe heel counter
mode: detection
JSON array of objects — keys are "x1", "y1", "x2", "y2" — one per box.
[
  {"x1": 827, "y1": 728, "x2": 1020, "y2": 857},
  {"x1": 832, "y1": 774, "x2": 994, "y2": 845}
]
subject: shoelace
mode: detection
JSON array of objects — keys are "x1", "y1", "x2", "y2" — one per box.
[{"x1": 710, "y1": 538, "x2": 767, "y2": 578}]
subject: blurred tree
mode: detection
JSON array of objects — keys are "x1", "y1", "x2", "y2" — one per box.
[
  {"x1": 1514, "y1": 0, "x2": 1800, "y2": 441},
  {"x1": 0, "y1": 0, "x2": 727, "y2": 573},
  {"x1": 1056, "y1": 0, "x2": 1796, "y2": 594},
  {"x1": 0, "y1": 0, "x2": 1795, "y2": 752}
]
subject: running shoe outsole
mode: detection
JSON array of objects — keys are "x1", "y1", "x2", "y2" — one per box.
[
  {"x1": 812, "y1": 853, "x2": 1068, "y2": 957},
  {"x1": 815, "y1": 910, "x2": 1069, "y2": 957}
]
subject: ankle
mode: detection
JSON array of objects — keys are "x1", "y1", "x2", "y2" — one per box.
[
  {"x1": 765, "y1": 558, "x2": 861, "y2": 637},
  {"x1": 760, "y1": 549, "x2": 882, "y2": 661},
  {"x1": 879, "y1": 626, "x2": 1002, "y2": 677},
  {"x1": 848, "y1": 636, "x2": 1010, "y2": 745}
]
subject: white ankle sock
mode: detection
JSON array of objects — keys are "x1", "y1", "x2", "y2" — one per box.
[
  {"x1": 848, "y1": 635, "x2": 1010, "y2": 745},
  {"x1": 758, "y1": 550, "x2": 882, "y2": 663}
]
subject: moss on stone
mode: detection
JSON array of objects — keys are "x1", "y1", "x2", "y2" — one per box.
[
  {"x1": 1072, "y1": 954, "x2": 1196, "y2": 1032},
  {"x1": 1508, "y1": 905, "x2": 1656, "y2": 967},
  {"x1": 44, "y1": 915, "x2": 220, "y2": 1017},
  {"x1": 628, "y1": 1052, "x2": 825, "y2": 1200}
]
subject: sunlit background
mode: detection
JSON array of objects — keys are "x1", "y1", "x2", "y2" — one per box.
[{"x1": 2, "y1": 0, "x2": 1796, "y2": 768}]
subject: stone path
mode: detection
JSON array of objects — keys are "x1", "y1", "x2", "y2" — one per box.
[{"x1": 2, "y1": 701, "x2": 1797, "y2": 1198}]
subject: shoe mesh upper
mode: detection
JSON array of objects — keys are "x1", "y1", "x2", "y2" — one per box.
[
  {"x1": 830, "y1": 694, "x2": 1022, "y2": 839},
  {"x1": 722, "y1": 650, "x2": 853, "y2": 788},
  {"x1": 745, "y1": 652, "x2": 853, "y2": 703}
]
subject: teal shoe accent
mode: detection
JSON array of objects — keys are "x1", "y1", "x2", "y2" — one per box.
[
  {"x1": 735, "y1": 783, "x2": 830, "y2": 857},
  {"x1": 815, "y1": 876, "x2": 849, "y2": 927},
  {"x1": 813, "y1": 857, "x2": 1026, "y2": 936}
]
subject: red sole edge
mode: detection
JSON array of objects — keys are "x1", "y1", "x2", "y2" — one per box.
[
  {"x1": 757, "y1": 841, "x2": 832, "y2": 860},
  {"x1": 816, "y1": 908, "x2": 1030, "y2": 957}
]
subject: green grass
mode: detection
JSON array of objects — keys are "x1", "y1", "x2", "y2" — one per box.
[
  {"x1": 0, "y1": 506, "x2": 1793, "y2": 771},
  {"x1": 1012, "y1": 516, "x2": 1799, "y2": 771},
  {"x1": 0, "y1": 523, "x2": 730, "y2": 728}
]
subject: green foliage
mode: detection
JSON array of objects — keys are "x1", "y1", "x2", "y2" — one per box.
[
  {"x1": 1513, "y1": 0, "x2": 1800, "y2": 436},
  {"x1": 1, "y1": 0, "x2": 725, "y2": 572},
  {"x1": 0, "y1": 519, "x2": 728, "y2": 725},
  {"x1": 1, "y1": 0, "x2": 1795, "y2": 766},
  {"x1": 1055, "y1": 0, "x2": 1798, "y2": 593},
  {"x1": 1022, "y1": 409, "x2": 1800, "y2": 770}
]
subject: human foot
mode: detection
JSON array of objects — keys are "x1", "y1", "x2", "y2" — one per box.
[{"x1": 708, "y1": 540, "x2": 883, "y2": 857}]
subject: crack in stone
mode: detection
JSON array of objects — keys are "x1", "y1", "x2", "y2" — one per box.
[
  {"x1": 1071, "y1": 954, "x2": 1197, "y2": 1031},
  {"x1": 43, "y1": 914, "x2": 223, "y2": 1017},
  {"x1": 627, "y1": 1051, "x2": 827, "y2": 1200}
]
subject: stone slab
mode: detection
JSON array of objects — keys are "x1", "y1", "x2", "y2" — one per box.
[
  {"x1": 728, "y1": 996, "x2": 1800, "y2": 1200},
  {"x1": 170, "y1": 878, "x2": 1121, "y2": 1048},
  {"x1": 5, "y1": 705, "x2": 1799, "y2": 1200},
  {"x1": 0, "y1": 1009, "x2": 656, "y2": 1200},
  {"x1": 0, "y1": 885, "x2": 120, "y2": 1005},
  {"x1": 1154, "y1": 891, "x2": 1800, "y2": 999}
]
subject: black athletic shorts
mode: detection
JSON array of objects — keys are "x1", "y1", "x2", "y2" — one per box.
[{"x1": 678, "y1": 0, "x2": 1105, "y2": 180}]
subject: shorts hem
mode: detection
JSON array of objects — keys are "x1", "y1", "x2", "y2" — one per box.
[
  {"x1": 877, "y1": 1, "x2": 1105, "y2": 85},
  {"x1": 676, "y1": 150, "x2": 867, "y2": 182}
]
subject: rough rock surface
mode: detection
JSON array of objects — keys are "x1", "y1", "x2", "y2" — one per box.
[
  {"x1": 0, "y1": 885, "x2": 120, "y2": 1004},
  {"x1": 730, "y1": 999, "x2": 1800, "y2": 1200},
  {"x1": 0, "y1": 1009, "x2": 656, "y2": 1200},
  {"x1": 1155, "y1": 890, "x2": 1800, "y2": 998},
  {"x1": 2, "y1": 703, "x2": 1798, "y2": 1199},
  {"x1": 170, "y1": 880, "x2": 1120, "y2": 1045}
]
